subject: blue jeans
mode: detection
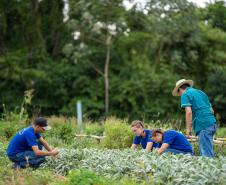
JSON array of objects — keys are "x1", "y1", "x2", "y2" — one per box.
[
  {"x1": 197, "y1": 124, "x2": 217, "y2": 158},
  {"x1": 164, "y1": 148, "x2": 193, "y2": 155},
  {"x1": 8, "y1": 142, "x2": 46, "y2": 169}
]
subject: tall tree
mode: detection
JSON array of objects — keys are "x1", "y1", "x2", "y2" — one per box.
[{"x1": 64, "y1": 0, "x2": 129, "y2": 116}]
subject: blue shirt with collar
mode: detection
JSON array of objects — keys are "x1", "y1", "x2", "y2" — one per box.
[
  {"x1": 7, "y1": 126, "x2": 41, "y2": 156},
  {"x1": 163, "y1": 130, "x2": 192, "y2": 152},
  {"x1": 181, "y1": 87, "x2": 216, "y2": 135},
  {"x1": 133, "y1": 129, "x2": 160, "y2": 149}
]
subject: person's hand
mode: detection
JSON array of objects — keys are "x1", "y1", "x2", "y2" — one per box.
[
  {"x1": 51, "y1": 149, "x2": 59, "y2": 156},
  {"x1": 186, "y1": 129, "x2": 192, "y2": 138}
]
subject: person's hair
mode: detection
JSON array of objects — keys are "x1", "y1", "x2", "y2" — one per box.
[
  {"x1": 33, "y1": 117, "x2": 48, "y2": 127},
  {"x1": 178, "y1": 83, "x2": 190, "y2": 91},
  {"x1": 151, "y1": 129, "x2": 164, "y2": 137},
  {"x1": 131, "y1": 120, "x2": 144, "y2": 128}
]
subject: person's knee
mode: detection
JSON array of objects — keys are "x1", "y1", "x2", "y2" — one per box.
[{"x1": 29, "y1": 158, "x2": 46, "y2": 168}]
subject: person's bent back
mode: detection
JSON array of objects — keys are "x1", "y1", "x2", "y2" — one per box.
[
  {"x1": 151, "y1": 129, "x2": 193, "y2": 155},
  {"x1": 130, "y1": 120, "x2": 160, "y2": 152},
  {"x1": 7, "y1": 117, "x2": 59, "y2": 169}
]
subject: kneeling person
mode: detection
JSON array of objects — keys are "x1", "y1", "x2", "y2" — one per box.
[
  {"x1": 151, "y1": 129, "x2": 193, "y2": 155},
  {"x1": 7, "y1": 117, "x2": 59, "y2": 169},
  {"x1": 131, "y1": 120, "x2": 160, "y2": 152}
]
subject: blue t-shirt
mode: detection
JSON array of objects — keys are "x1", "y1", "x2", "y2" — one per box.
[
  {"x1": 181, "y1": 87, "x2": 216, "y2": 135},
  {"x1": 133, "y1": 129, "x2": 160, "y2": 149},
  {"x1": 7, "y1": 126, "x2": 41, "y2": 156},
  {"x1": 163, "y1": 130, "x2": 192, "y2": 152}
]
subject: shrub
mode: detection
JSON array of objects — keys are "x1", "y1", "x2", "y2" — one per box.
[
  {"x1": 101, "y1": 118, "x2": 134, "y2": 149},
  {"x1": 71, "y1": 137, "x2": 100, "y2": 149},
  {"x1": 45, "y1": 123, "x2": 76, "y2": 144},
  {"x1": 216, "y1": 127, "x2": 226, "y2": 138},
  {"x1": 47, "y1": 116, "x2": 76, "y2": 127},
  {"x1": 0, "y1": 120, "x2": 25, "y2": 139},
  {"x1": 85, "y1": 123, "x2": 104, "y2": 136}
]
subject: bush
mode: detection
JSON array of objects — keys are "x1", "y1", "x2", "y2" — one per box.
[
  {"x1": 45, "y1": 123, "x2": 77, "y2": 144},
  {"x1": 0, "y1": 142, "x2": 7, "y2": 162},
  {"x1": 206, "y1": 69, "x2": 226, "y2": 125},
  {"x1": 0, "y1": 120, "x2": 25, "y2": 139},
  {"x1": 47, "y1": 116, "x2": 76, "y2": 127},
  {"x1": 216, "y1": 127, "x2": 226, "y2": 138},
  {"x1": 85, "y1": 123, "x2": 104, "y2": 136},
  {"x1": 101, "y1": 118, "x2": 134, "y2": 149},
  {"x1": 72, "y1": 137, "x2": 100, "y2": 149}
]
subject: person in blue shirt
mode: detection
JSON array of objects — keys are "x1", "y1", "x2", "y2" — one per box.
[
  {"x1": 172, "y1": 79, "x2": 217, "y2": 157},
  {"x1": 7, "y1": 117, "x2": 59, "y2": 169},
  {"x1": 150, "y1": 129, "x2": 193, "y2": 155},
  {"x1": 130, "y1": 120, "x2": 160, "y2": 152}
]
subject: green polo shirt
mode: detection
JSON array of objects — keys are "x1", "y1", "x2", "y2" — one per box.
[{"x1": 181, "y1": 87, "x2": 216, "y2": 135}]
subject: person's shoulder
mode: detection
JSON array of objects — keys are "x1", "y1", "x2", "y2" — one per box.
[
  {"x1": 165, "y1": 130, "x2": 173, "y2": 133},
  {"x1": 183, "y1": 87, "x2": 197, "y2": 97},
  {"x1": 189, "y1": 87, "x2": 204, "y2": 93},
  {"x1": 196, "y1": 88, "x2": 207, "y2": 95},
  {"x1": 182, "y1": 88, "x2": 191, "y2": 97},
  {"x1": 185, "y1": 87, "x2": 195, "y2": 93},
  {"x1": 163, "y1": 130, "x2": 177, "y2": 141},
  {"x1": 23, "y1": 126, "x2": 34, "y2": 134},
  {"x1": 134, "y1": 134, "x2": 140, "y2": 138},
  {"x1": 25, "y1": 126, "x2": 33, "y2": 131},
  {"x1": 191, "y1": 88, "x2": 208, "y2": 97},
  {"x1": 165, "y1": 130, "x2": 177, "y2": 135},
  {"x1": 145, "y1": 129, "x2": 151, "y2": 133}
]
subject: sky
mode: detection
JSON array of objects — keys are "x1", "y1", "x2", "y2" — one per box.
[
  {"x1": 123, "y1": 0, "x2": 226, "y2": 9},
  {"x1": 62, "y1": 1, "x2": 226, "y2": 22}
]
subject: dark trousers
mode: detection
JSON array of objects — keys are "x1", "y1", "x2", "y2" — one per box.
[{"x1": 8, "y1": 142, "x2": 46, "y2": 169}]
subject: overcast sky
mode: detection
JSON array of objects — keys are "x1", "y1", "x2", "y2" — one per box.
[{"x1": 123, "y1": 0, "x2": 226, "y2": 9}]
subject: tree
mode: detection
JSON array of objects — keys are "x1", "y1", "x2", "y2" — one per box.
[
  {"x1": 204, "y1": 1, "x2": 226, "y2": 31},
  {"x1": 64, "y1": 0, "x2": 129, "y2": 116}
]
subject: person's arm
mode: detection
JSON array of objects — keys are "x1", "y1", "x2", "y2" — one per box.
[
  {"x1": 131, "y1": 144, "x2": 138, "y2": 149},
  {"x1": 145, "y1": 142, "x2": 153, "y2": 152},
  {"x1": 32, "y1": 146, "x2": 59, "y2": 156},
  {"x1": 39, "y1": 137, "x2": 52, "y2": 151},
  {"x1": 131, "y1": 136, "x2": 140, "y2": 150},
  {"x1": 157, "y1": 143, "x2": 169, "y2": 155},
  {"x1": 185, "y1": 107, "x2": 192, "y2": 137}
]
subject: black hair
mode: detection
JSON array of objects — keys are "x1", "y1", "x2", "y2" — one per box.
[
  {"x1": 178, "y1": 83, "x2": 190, "y2": 92},
  {"x1": 33, "y1": 117, "x2": 48, "y2": 127}
]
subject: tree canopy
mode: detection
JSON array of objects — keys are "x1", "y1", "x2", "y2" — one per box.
[{"x1": 1, "y1": 0, "x2": 226, "y2": 124}]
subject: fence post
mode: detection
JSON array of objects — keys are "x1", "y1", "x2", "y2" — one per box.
[{"x1": 76, "y1": 100, "x2": 83, "y2": 133}]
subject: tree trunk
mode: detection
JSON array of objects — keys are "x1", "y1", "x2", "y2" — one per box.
[{"x1": 104, "y1": 34, "x2": 112, "y2": 116}]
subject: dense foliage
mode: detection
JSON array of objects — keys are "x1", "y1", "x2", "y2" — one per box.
[{"x1": 1, "y1": 0, "x2": 226, "y2": 122}]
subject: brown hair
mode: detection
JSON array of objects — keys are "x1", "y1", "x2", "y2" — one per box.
[
  {"x1": 151, "y1": 129, "x2": 164, "y2": 137},
  {"x1": 130, "y1": 120, "x2": 144, "y2": 128}
]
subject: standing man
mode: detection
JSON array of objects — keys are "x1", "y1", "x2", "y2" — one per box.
[
  {"x1": 172, "y1": 79, "x2": 217, "y2": 157},
  {"x1": 7, "y1": 117, "x2": 59, "y2": 169}
]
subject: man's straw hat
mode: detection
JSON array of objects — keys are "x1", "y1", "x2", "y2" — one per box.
[{"x1": 172, "y1": 79, "x2": 193, "y2": 96}]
